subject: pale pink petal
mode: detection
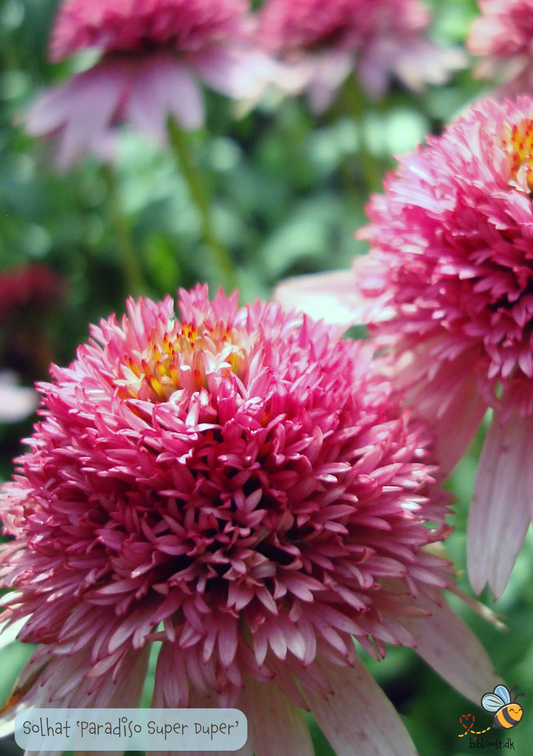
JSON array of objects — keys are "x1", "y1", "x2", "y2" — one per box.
[
  {"x1": 401, "y1": 591, "x2": 502, "y2": 704},
  {"x1": 0, "y1": 372, "x2": 37, "y2": 423},
  {"x1": 189, "y1": 46, "x2": 278, "y2": 99},
  {"x1": 244, "y1": 676, "x2": 314, "y2": 756},
  {"x1": 467, "y1": 409, "x2": 533, "y2": 598},
  {"x1": 360, "y1": 37, "x2": 465, "y2": 99},
  {"x1": 127, "y1": 54, "x2": 204, "y2": 137},
  {"x1": 306, "y1": 49, "x2": 354, "y2": 114},
  {"x1": 57, "y1": 61, "x2": 131, "y2": 167},
  {"x1": 26, "y1": 82, "x2": 81, "y2": 136},
  {"x1": 391, "y1": 39, "x2": 466, "y2": 91},
  {"x1": 0, "y1": 651, "x2": 51, "y2": 738},
  {"x1": 270, "y1": 57, "x2": 316, "y2": 96},
  {"x1": 425, "y1": 372, "x2": 487, "y2": 476},
  {"x1": 106, "y1": 646, "x2": 150, "y2": 707},
  {"x1": 26, "y1": 61, "x2": 132, "y2": 168},
  {"x1": 357, "y1": 44, "x2": 391, "y2": 100},
  {"x1": 302, "y1": 656, "x2": 418, "y2": 756},
  {"x1": 398, "y1": 350, "x2": 488, "y2": 475},
  {"x1": 0, "y1": 615, "x2": 29, "y2": 648},
  {"x1": 147, "y1": 691, "x2": 253, "y2": 756},
  {"x1": 274, "y1": 269, "x2": 376, "y2": 333}
]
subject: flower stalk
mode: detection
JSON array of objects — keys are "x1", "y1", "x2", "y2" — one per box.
[
  {"x1": 168, "y1": 116, "x2": 237, "y2": 291},
  {"x1": 101, "y1": 164, "x2": 147, "y2": 296},
  {"x1": 341, "y1": 78, "x2": 384, "y2": 194}
]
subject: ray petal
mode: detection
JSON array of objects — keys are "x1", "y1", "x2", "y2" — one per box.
[
  {"x1": 467, "y1": 410, "x2": 533, "y2": 598},
  {"x1": 401, "y1": 590, "x2": 502, "y2": 704},
  {"x1": 302, "y1": 656, "x2": 418, "y2": 756}
]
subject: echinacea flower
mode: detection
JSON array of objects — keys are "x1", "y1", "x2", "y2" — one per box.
[
  {"x1": 277, "y1": 96, "x2": 533, "y2": 600},
  {"x1": 0, "y1": 285, "x2": 498, "y2": 755},
  {"x1": 468, "y1": 0, "x2": 533, "y2": 96},
  {"x1": 25, "y1": 0, "x2": 277, "y2": 167},
  {"x1": 257, "y1": 0, "x2": 465, "y2": 112}
]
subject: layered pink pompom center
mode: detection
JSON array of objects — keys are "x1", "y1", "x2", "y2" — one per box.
[
  {"x1": 357, "y1": 97, "x2": 533, "y2": 406},
  {"x1": 259, "y1": 0, "x2": 428, "y2": 55},
  {"x1": 0, "y1": 287, "x2": 451, "y2": 706},
  {"x1": 51, "y1": 0, "x2": 249, "y2": 61}
]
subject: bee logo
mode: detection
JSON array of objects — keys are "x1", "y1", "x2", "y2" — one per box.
[{"x1": 481, "y1": 684, "x2": 525, "y2": 730}]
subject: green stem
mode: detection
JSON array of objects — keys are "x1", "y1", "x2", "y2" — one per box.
[
  {"x1": 167, "y1": 117, "x2": 236, "y2": 291},
  {"x1": 341, "y1": 79, "x2": 384, "y2": 194},
  {"x1": 102, "y1": 164, "x2": 147, "y2": 296}
]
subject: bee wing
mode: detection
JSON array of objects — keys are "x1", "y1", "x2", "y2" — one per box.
[
  {"x1": 494, "y1": 685, "x2": 511, "y2": 704},
  {"x1": 482, "y1": 693, "x2": 505, "y2": 712}
]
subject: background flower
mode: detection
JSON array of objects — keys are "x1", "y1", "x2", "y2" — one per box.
[
  {"x1": 0, "y1": 285, "x2": 498, "y2": 755},
  {"x1": 25, "y1": 0, "x2": 278, "y2": 166},
  {"x1": 278, "y1": 95, "x2": 533, "y2": 600},
  {"x1": 468, "y1": 0, "x2": 533, "y2": 96},
  {"x1": 257, "y1": 0, "x2": 465, "y2": 112},
  {"x1": 0, "y1": 263, "x2": 65, "y2": 381}
]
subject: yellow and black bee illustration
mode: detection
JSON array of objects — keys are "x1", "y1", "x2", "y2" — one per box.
[{"x1": 481, "y1": 684, "x2": 525, "y2": 730}]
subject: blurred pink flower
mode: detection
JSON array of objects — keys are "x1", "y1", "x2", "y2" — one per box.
[
  {"x1": 257, "y1": 0, "x2": 465, "y2": 112},
  {"x1": 26, "y1": 0, "x2": 277, "y2": 166},
  {"x1": 0, "y1": 263, "x2": 64, "y2": 325},
  {"x1": 468, "y1": 0, "x2": 533, "y2": 95},
  {"x1": 0, "y1": 285, "x2": 498, "y2": 754},
  {"x1": 277, "y1": 96, "x2": 533, "y2": 599},
  {"x1": 0, "y1": 263, "x2": 66, "y2": 384}
]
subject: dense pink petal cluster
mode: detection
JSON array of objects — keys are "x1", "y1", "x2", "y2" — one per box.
[
  {"x1": 26, "y1": 0, "x2": 276, "y2": 166},
  {"x1": 257, "y1": 0, "x2": 465, "y2": 110},
  {"x1": 259, "y1": 0, "x2": 428, "y2": 55},
  {"x1": 277, "y1": 96, "x2": 533, "y2": 599},
  {"x1": 51, "y1": 0, "x2": 249, "y2": 60},
  {"x1": 0, "y1": 286, "x2": 498, "y2": 755},
  {"x1": 468, "y1": 0, "x2": 533, "y2": 95},
  {"x1": 359, "y1": 98, "x2": 533, "y2": 403}
]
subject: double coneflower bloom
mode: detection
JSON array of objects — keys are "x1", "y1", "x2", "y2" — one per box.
[
  {"x1": 0, "y1": 286, "x2": 497, "y2": 756},
  {"x1": 278, "y1": 95, "x2": 533, "y2": 600},
  {"x1": 26, "y1": 0, "x2": 279, "y2": 166},
  {"x1": 257, "y1": 0, "x2": 465, "y2": 112}
]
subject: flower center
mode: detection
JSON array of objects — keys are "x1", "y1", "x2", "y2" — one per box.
[
  {"x1": 503, "y1": 118, "x2": 533, "y2": 192},
  {"x1": 115, "y1": 318, "x2": 249, "y2": 403}
]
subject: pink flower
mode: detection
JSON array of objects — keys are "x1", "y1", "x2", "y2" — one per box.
[
  {"x1": 277, "y1": 96, "x2": 533, "y2": 599},
  {"x1": 25, "y1": 0, "x2": 277, "y2": 167},
  {"x1": 0, "y1": 263, "x2": 64, "y2": 325},
  {"x1": 0, "y1": 285, "x2": 497, "y2": 754},
  {"x1": 257, "y1": 0, "x2": 465, "y2": 112},
  {"x1": 0, "y1": 263, "x2": 66, "y2": 384},
  {"x1": 468, "y1": 0, "x2": 533, "y2": 96}
]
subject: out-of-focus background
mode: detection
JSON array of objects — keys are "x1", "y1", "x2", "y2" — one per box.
[{"x1": 0, "y1": 1, "x2": 532, "y2": 754}]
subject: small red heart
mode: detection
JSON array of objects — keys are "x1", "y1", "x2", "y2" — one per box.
[{"x1": 460, "y1": 714, "x2": 475, "y2": 732}]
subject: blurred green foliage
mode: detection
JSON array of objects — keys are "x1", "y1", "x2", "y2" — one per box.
[{"x1": 1, "y1": 0, "x2": 532, "y2": 755}]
